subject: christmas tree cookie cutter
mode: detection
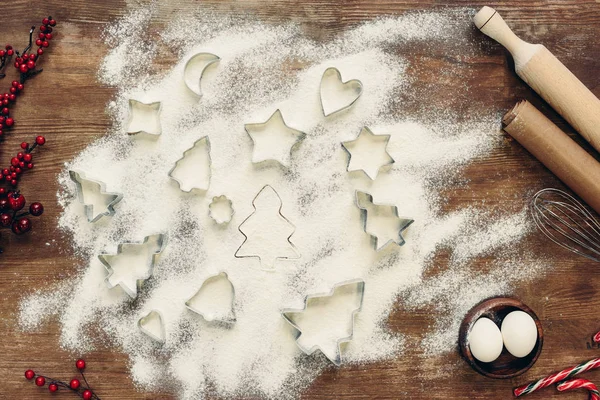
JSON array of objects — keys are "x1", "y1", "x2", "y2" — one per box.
[
  {"x1": 281, "y1": 279, "x2": 365, "y2": 366},
  {"x1": 356, "y1": 191, "x2": 413, "y2": 251},
  {"x1": 138, "y1": 309, "x2": 166, "y2": 344},
  {"x1": 183, "y1": 52, "x2": 220, "y2": 97},
  {"x1": 99, "y1": 233, "x2": 167, "y2": 299},
  {"x1": 342, "y1": 127, "x2": 394, "y2": 180},
  {"x1": 167, "y1": 136, "x2": 212, "y2": 193},
  {"x1": 126, "y1": 99, "x2": 162, "y2": 136},
  {"x1": 234, "y1": 185, "x2": 300, "y2": 270},
  {"x1": 69, "y1": 170, "x2": 123, "y2": 223},
  {"x1": 320, "y1": 67, "x2": 363, "y2": 117},
  {"x1": 185, "y1": 271, "x2": 236, "y2": 324},
  {"x1": 209, "y1": 195, "x2": 234, "y2": 225}
]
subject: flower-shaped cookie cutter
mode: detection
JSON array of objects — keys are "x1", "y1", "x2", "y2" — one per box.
[
  {"x1": 126, "y1": 99, "x2": 162, "y2": 136},
  {"x1": 320, "y1": 67, "x2": 363, "y2": 117},
  {"x1": 99, "y1": 233, "x2": 168, "y2": 299},
  {"x1": 183, "y1": 52, "x2": 220, "y2": 97},
  {"x1": 209, "y1": 195, "x2": 234, "y2": 225},
  {"x1": 168, "y1": 136, "x2": 212, "y2": 193},
  {"x1": 185, "y1": 272, "x2": 236, "y2": 324},
  {"x1": 281, "y1": 279, "x2": 365, "y2": 366},
  {"x1": 69, "y1": 170, "x2": 123, "y2": 223},
  {"x1": 356, "y1": 191, "x2": 413, "y2": 251},
  {"x1": 138, "y1": 309, "x2": 166, "y2": 344}
]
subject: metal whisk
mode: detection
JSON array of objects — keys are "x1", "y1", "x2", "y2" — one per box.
[{"x1": 530, "y1": 188, "x2": 600, "y2": 262}]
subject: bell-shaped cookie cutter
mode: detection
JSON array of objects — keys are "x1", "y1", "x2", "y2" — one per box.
[
  {"x1": 183, "y1": 52, "x2": 220, "y2": 97},
  {"x1": 320, "y1": 67, "x2": 363, "y2": 117},
  {"x1": 185, "y1": 272, "x2": 236, "y2": 324},
  {"x1": 209, "y1": 195, "x2": 234, "y2": 225},
  {"x1": 99, "y1": 233, "x2": 168, "y2": 299},
  {"x1": 126, "y1": 99, "x2": 162, "y2": 136},
  {"x1": 69, "y1": 170, "x2": 123, "y2": 223},
  {"x1": 356, "y1": 191, "x2": 413, "y2": 250},
  {"x1": 167, "y1": 136, "x2": 212, "y2": 193},
  {"x1": 281, "y1": 279, "x2": 365, "y2": 366},
  {"x1": 138, "y1": 309, "x2": 166, "y2": 344}
]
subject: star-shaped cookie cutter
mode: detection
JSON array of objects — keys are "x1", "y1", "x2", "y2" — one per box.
[
  {"x1": 99, "y1": 233, "x2": 168, "y2": 299},
  {"x1": 69, "y1": 170, "x2": 123, "y2": 223},
  {"x1": 356, "y1": 191, "x2": 413, "y2": 251},
  {"x1": 185, "y1": 271, "x2": 236, "y2": 324},
  {"x1": 138, "y1": 309, "x2": 166, "y2": 344},
  {"x1": 281, "y1": 279, "x2": 365, "y2": 366},
  {"x1": 167, "y1": 136, "x2": 212, "y2": 193},
  {"x1": 342, "y1": 127, "x2": 395, "y2": 180},
  {"x1": 126, "y1": 99, "x2": 162, "y2": 136}
]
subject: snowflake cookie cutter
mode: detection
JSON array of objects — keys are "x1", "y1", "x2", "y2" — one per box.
[
  {"x1": 281, "y1": 279, "x2": 365, "y2": 366},
  {"x1": 168, "y1": 136, "x2": 212, "y2": 193},
  {"x1": 244, "y1": 109, "x2": 306, "y2": 167},
  {"x1": 342, "y1": 127, "x2": 394, "y2": 180},
  {"x1": 183, "y1": 52, "x2": 220, "y2": 97},
  {"x1": 320, "y1": 67, "x2": 363, "y2": 117},
  {"x1": 126, "y1": 99, "x2": 162, "y2": 136},
  {"x1": 138, "y1": 309, "x2": 166, "y2": 344},
  {"x1": 234, "y1": 185, "x2": 300, "y2": 270},
  {"x1": 69, "y1": 170, "x2": 123, "y2": 223},
  {"x1": 99, "y1": 233, "x2": 168, "y2": 299},
  {"x1": 209, "y1": 195, "x2": 234, "y2": 225},
  {"x1": 185, "y1": 272, "x2": 236, "y2": 324},
  {"x1": 356, "y1": 191, "x2": 413, "y2": 251}
]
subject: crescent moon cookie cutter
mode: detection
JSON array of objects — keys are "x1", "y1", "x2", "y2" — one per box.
[
  {"x1": 183, "y1": 52, "x2": 220, "y2": 97},
  {"x1": 69, "y1": 170, "x2": 124, "y2": 223},
  {"x1": 319, "y1": 67, "x2": 363, "y2": 117},
  {"x1": 138, "y1": 309, "x2": 166, "y2": 344},
  {"x1": 281, "y1": 279, "x2": 365, "y2": 366},
  {"x1": 167, "y1": 136, "x2": 212, "y2": 193},
  {"x1": 99, "y1": 233, "x2": 168, "y2": 299},
  {"x1": 185, "y1": 271, "x2": 236, "y2": 325},
  {"x1": 126, "y1": 99, "x2": 162, "y2": 136},
  {"x1": 355, "y1": 191, "x2": 413, "y2": 251}
]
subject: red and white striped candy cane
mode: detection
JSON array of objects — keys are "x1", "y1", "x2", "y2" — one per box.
[
  {"x1": 557, "y1": 378, "x2": 600, "y2": 400},
  {"x1": 594, "y1": 330, "x2": 600, "y2": 344}
]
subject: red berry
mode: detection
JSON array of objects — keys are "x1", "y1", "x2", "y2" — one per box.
[
  {"x1": 10, "y1": 179, "x2": 17, "y2": 186},
  {"x1": 40, "y1": 25, "x2": 46, "y2": 32},
  {"x1": 35, "y1": 39, "x2": 42, "y2": 47},
  {"x1": 24, "y1": 153, "x2": 32, "y2": 162},
  {"x1": 45, "y1": 33, "x2": 53, "y2": 40},
  {"x1": 35, "y1": 136, "x2": 45, "y2": 145},
  {"x1": 15, "y1": 167, "x2": 22, "y2": 174},
  {"x1": 27, "y1": 163, "x2": 34, "y2": 169},
  {"x1": 10, "y1": 157, "x2": 19, "y2": 166},
  {"x1": 9, "y1": 94, "x2": 15, "y2": 102},
  {"x1": 0, "y1": 188, "x2": 5, "y2": 195},
  {"x1": 5, "y1": 117, "x2": 13, "y2": 126},
  {"x1": 76, "y1": 359, "x2": 86, "y2": 370},
  {"x1": 21, "y1": 142, "x2": 28, "y2": 149},
  {"x1": 0, "y1": 50, "x2": 4, "y2": 57},
  {"x1": 9, "y1": 87, "x2": 16, "y2": 94},
  {"x1": 29, "y1": 202, "x2": 44, "y2": 216},
  {"x1": 2, "y1": 168, "x2": 9, "y2": 176},
  {"x1": 19, "y1": 64, "x2": 28, "y2": 73},
  {"x1": 7, "y1": 49, "x2": 13, "y2": 56},
  {"x1": 17, "y1": 152, "x2": 23, "y2": 159},
  {"x1": 8, "y1": 192, "x2": 25, "y2": 211},
  {"x1": 17, "y1": 83, "x2": 23, "y2": 90},
  {"x1": 49, "y1": 19, "x2": 56, "y2": 27},
  {"x1": 5, "y1": 44, "x2": 12, "y2": 50},
  {"x1": 82, "y1": 390, "x2": 93, "y2": 400},
  {"x1": 35, "y1": 376, "x2": 45, "y2": 386},
  {"x1": 12, "y1": 218, "x2": 31, "y2": 234},
  {"x1": 24, "y1": 369, "x2": 35, "y2": 380},
  {"x1": 42, "y1": 18, "x2": 49, "y2": 25},
  {"x1": 42, "y1": 41, "x2": 49, "y2": 48},
  {"x1": 37, "y1": 48, "x2": 43, "y2": 56},
  {"x1": 48, "y1": 383, "x2": 58, "y2": 392},
  {"x1": 27, "y1": 60, "x2": 35, "y2": 69},
  {"x1": 39, "y1": 32, "x2": 45, "y2": 40},
  {"x1": 69, "y1": 378, "x2": 80, "y2": 390},
  {"x1": 0, "y1": 199, "x2": 7, "y2": 209},
  {"x1": 0, "y1": 214, "x2": 11, "y2": 227},
  {"x1": 1, "y1": 107, "x2": 8, "y2": 115}
]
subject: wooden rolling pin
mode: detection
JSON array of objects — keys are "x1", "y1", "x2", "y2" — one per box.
[
  {"x1": 474, "y1": 6, "x2": 600, "y2": 153},
  {"x1": 503, "y1": 100, "x2": 600, "y2": 214}
]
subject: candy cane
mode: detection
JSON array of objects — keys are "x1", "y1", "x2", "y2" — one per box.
[
  {"x1": 514, "y1": 358, "x2": 600, "y2": 397},
  {"x1": 557, "y1": 378, "x2": 600, "y2": 400},
  {"x1": 594, "y1": 330, "x2": 600, "y2": 343}
]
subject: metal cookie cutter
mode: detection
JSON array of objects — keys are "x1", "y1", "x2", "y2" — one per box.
[
  {"x1": 138, "y1": 309, "x2": 166, "y2": 344},
  {"x1": 69, "y1": 170, "x2": 123, "y2": 223},
  {"x1": 126, "y1": 99, "x2": 162, "y2": 136},
  {"x1": 185, "y1": 272, "x2": 236, "y2": 324},
  {"x1": 234, "y1": 185, "x2": 300, "y2": 270},
  {"x1": 183, "y1": 52, "x2": 220, "y2": 97},
  {"x1": 244, "y1": 109, "x2": 306, "y2": 167},
  {"x1": 281, "y1": 279, "x2": 365, "y2": 366},
  {"x1": 168, "y1": 136, "x2": 212, "y2": 193},
  {"x1": 342, "y1": 127, "x2": 394, "y2": 180},
  {"x1": 356, "y1": 191, "x2": 413, "y2": 251},
  {"x1": 320, "y1": 67, "x2": 363, "y2": 117},
  {"x1": 99, "y1": 233, "x2": 167, "y2": 299},
  {"x1": 209, "y1": 195, "x2": 234, "y2": 225}
]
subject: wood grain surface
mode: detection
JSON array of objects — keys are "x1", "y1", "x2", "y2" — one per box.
[{"x1": 1, "y1": 0, "x2": 600, "y2": 399}]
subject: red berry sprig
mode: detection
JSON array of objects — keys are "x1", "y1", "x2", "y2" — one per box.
[{"x1": 24, "y1": 359, "x2": 101, "y2": 399}]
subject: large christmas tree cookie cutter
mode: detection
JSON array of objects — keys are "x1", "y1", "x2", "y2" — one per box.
[
  {"x1": 69, "y1": 170, "x2": 123, "y2": 223},
  {"x1": 281, "y1": 279, "x2": 365, "y2": 366},
  {"x1": 99, "y1": 233, "x2": 167, "y2": 299}
]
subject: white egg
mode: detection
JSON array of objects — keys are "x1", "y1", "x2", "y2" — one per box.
[
  {"x1": 468, "y1": 317, "x2": 504, "y2": 363},
  {"x1": 501, "y1": 311, "x2": 538, "y2": 358}
]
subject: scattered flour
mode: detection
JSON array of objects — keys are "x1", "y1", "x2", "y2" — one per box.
[{"x1": 18, "y1": 7, "x2": 547, "y2": 400}]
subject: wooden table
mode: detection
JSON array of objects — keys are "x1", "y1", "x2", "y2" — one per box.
[{"x1": 1, "y1": 1, "x2": 599, "y2": 398}]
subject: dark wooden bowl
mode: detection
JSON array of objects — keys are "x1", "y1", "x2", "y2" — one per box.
[{"x1": 458, "y1": 297, "x2": 543, "y2": 379}]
